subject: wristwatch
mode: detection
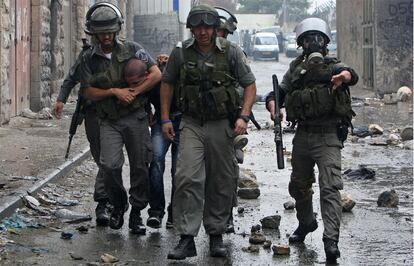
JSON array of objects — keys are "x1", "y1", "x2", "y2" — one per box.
[{"x1": 239, "y1": 115, "x2": 250, "y2": 123}]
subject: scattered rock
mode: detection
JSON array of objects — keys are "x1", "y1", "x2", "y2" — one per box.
[
  {"x1": 369, "y1": 138, "x2": 388, "y2": 146},
  {"x1": 239, "y1": 168, "x2": 257, "y2": 179},
  {"x1": 368, "y1": 124, "x2": 383, "y2": 135},
  {"x1": 349, "y1": 136, "x2": 359, "y2": 143},
  {"x1": 250, "y1": 224, "x2": 261, "y2": 233},
  {"x1": 238, "y1": 178, "x2": 259, "y2": 189},
  {"x1": 340, "y1": 191, "x2": 356, "y2": 212},
  {"x1": 22, "y1": 195, "x2": 40, "y2": 208},
  {"x1": 352, "y1": 126, "x2": 371, "y2": 138},
  {"x1": 387, "y1": 134, "x2": 400, "y2": 145},
  {"x1": 249, "y1": 232, "x2": 266, "y2": 244},
  {"x1": 272, "y1": 244, "x2": 290, "y2": 255},
  {"x1": 238, "y1": 188, "x2": 260, "y2": 199},
  {"x1": 242, "y1": 245, "x2": 260, "y2": 253},
  {"x1": 76, "y1": 225, "x2": 89, "y2": 233},
  {"x1": 69, "y1": 252, "x2": 83, "y2": 260},
  {"x1": 400, "y1": 126, "x2": 413, "y2": 141},
  {"x1": 61, "y1": 231, "x2": 74, "y2": 240},
  {"x1": 260, "y1": 215, "x2": 281, "y2": 229},
  {"x1": 21, "y1": 108, "x2": 53, "y2": 119},
  {"x1": 283, "y1": 201, "x2": 295, "y2": 210},
  {"x1": 397, "y1": 86, "x2": 412, "y2": 102},
  {"x1": 237, "y1": 207, "x2": 245, "y2": 214},
  {"x1": 377, "y1": 189, "x2": 399, "y2": 207},
  {"x1": 382, "y1": 93, "x2": 399, "y2": 104},
  {"x1": 263, "y1": 240, "x2": 272, "y2": 249},
  {"x1": 352, "y1": 150, "x2": 360, "y2": 157},
  {"x1": 403, "y1": 140, "x2": 413, "y2": 150},
  {"x1": 100, "y1": 253, "x2": 119, "y2": 263}
]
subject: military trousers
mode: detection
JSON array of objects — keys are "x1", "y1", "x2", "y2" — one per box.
[
  {"x1": 289, "y1": 128, "x2": 343, "y2": 242},
  {"x1": 99, "y1": 109, "x2": 152, "y2": 211},
  {"x1": 84, "y1": 107, "x2": 108, "y2": 202},
  {"x1": 173, "y1": 116, "x2": 238, "y2": 236}
]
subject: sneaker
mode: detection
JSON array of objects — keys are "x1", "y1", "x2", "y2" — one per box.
[{"x1": 146, "y1": 216, "x2": 162, "y2": 229}]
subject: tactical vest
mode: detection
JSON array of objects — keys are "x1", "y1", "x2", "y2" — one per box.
[
  {"x1": 90, "y1": 42, "x2": 147, "y2": 120},
  {"x1": 175, "y1": 38, "x2": 240, "y2": 121},
  {"x1": 284, "y1": 57, "x2": 354, "y2": 123}
]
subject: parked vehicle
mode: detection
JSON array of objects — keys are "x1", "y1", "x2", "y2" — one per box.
[
  {"x1": 259, "y1": 26, "x2": 284, "y2": 52},
  {"x1": 252, "y1": 32, "x2": 279, "y2": 61},
  {"x1": 284, "y1": 33, "x2": 302, "y2": 57}
]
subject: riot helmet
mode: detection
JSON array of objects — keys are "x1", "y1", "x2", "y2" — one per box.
[
  {"x1": 186, "y1": 4, "x2": 220, "y2": 28},
  {"x1": 295, "y1": 17, "x2": 331, "y2": 56},
  {"x1": 215, "y1": 6, "x2": 238, "y2": 34},
  {"x1": 85, "y1": 3, "x2": 124, "y2": 35}
]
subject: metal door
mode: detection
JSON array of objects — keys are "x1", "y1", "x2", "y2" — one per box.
[{"x1": 362, "y1": 0, "x2": 374, "y2": 90}]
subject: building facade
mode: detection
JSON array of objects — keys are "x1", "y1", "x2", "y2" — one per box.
[{"x1": 337, "y1": 0, "x2": 413, "y2": 95}]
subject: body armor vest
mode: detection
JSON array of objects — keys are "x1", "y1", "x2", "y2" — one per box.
[
  {"x1": 285, "y1": 57, "x2": 354, "y2": 123},
  {"x1": 90, "y1": 41, "x2": 147, "y2": 120},
  {"x1": 176, "y1": 38, "x2": 240, "y2": 121}
]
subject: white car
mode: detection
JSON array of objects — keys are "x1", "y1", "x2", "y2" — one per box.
[{"x1": 251, "y1": 32, "x2": 279, "y2": 61}]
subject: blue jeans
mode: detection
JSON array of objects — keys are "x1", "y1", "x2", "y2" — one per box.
[{"x1": 148, "y1": 117, "x2": 181, "y2": 218}]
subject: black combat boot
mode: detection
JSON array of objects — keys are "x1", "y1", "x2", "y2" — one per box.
[
  {"x1": 95, "y1": 200, "x2": 110, "y2": 226},
  {"x1": 288, "y1": 219, "x2": 318, "y2": 243},
  {"x1": 324, "y1": 239, "x2": 341, "y2": 263},
  {"x1": 129, "y1": 208, "x2": 146, "y2": 235},
  {"x1": 109, "y1": 204, "x2": 128, "y2": 230},
  {"x1": 209, "y1": 234, "x2": 227, "y2": 257},
  {"x1": 167, "y1": 235, "x2": 197, "y2": 260}
]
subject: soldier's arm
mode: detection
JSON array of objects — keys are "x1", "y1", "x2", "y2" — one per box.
[
  {"x1": 331, "y1": 63, "x2": 359, "y2": 90},
  {"x1": 129, "y1": 65, "x2": 162, "y2": 96}
]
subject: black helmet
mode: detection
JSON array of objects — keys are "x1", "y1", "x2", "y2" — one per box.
[
  {"x1": 215, "y1": 6, "x2": 238, "y2": 34},
  {"x1": 186, "y1": 4, "x2": 220, "y2": 28},
  {"x1": 85, "y1": 3, "x2": 124, "y2": 35}
]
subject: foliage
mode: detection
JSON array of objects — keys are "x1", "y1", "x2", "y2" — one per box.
[{"x1": 199, "y1": 0, "x2": 237, "y2": 12}]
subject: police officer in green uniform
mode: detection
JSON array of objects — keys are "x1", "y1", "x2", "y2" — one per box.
[
  {"x1": 160, "y1": 4, "x2": 256, "y2": 260},
  {"x1": 266, "y1": 18, "x2": 358, "y2": 263},
  {"x1": 80, "y1": 3, "x2": 161, "y2": 235},
  {"x1": 53, "y1": 38, "x2": 111, "y2": 227}
]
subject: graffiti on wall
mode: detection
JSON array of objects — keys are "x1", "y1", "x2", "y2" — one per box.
[
  {"x1": 378, "y1": 1, "x2": 413, "y2": 31},
  {"x1": 134, "y1": 14, "x2": 180, "y2": 58}
]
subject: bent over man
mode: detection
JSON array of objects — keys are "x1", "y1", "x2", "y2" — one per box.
[
  {"x1": 161, "y1": 4, "x2": 256, "y2": 260},
  {"x1": 80, "y1": 3, "x2": 161, "y2": 235},
  {"x1": 266, "y1": 18, "x2": 358, "y2": 263}
]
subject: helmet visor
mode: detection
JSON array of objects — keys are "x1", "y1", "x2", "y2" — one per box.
[
  {"x1": 302, "y1": 33, "x2": 326, "y2": 46},
  {"x1": 188, "y1": 13, "x2": 217, "y2": 27}
]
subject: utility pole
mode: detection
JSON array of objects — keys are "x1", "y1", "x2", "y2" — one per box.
[{"x1": 283, "y1": 0, "x2": 287, "y2": 28}]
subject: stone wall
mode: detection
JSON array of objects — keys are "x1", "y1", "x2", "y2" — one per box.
[
  {"x1": 0, "y1": 0, "x2": 12, "y2": 124},
  {"x1": 133, "y1": 13, "x2": 180, "y2": 58},
  {"x1": 374, "y1": 0, "x2": 413, "y2": 95}
]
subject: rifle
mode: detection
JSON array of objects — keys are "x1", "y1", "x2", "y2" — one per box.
[
  {"x1": 249, "y1": 111, "x2": 261, "y2": 130},
  {"x1": 65, "y1": 94, "x2": 85, "y2": 159},
  {"x1": 272, "y1": 74, "x2": 284, "y2": 169}
]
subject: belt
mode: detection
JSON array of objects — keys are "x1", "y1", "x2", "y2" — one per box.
[{"x1": 297, "y1": 124, "x2": 337, "y2": 134}]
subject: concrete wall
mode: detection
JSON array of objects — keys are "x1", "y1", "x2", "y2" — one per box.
[
  {"x1": 235, "y1": 14, "x2": 277, "y2": 31},
  {"x1": 134, "y1": 14, "x2": 180, "y2": 58},
  {"x1": 374, "y1": 0, "x2": 413, "y2": 94},
  {"x1": 336, "y1": 0, "x2": 363, "y2": 89},
  {"x1": 337, "y1": 0, "x2": 413, "y2": 95}
]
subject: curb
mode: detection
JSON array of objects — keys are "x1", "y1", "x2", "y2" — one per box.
[{"x1": 0, "y1": 147, "x2": 91, "y2": 220}]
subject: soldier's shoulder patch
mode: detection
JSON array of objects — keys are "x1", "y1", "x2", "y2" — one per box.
[{"x1": 135, "y1": 49, "x2": 149, "y2": 63}]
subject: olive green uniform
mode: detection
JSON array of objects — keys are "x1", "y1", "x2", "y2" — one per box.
[
  {"x1": 80, "y1": 39, "x2": 156, "y2": 211},
  {"x1": 270, "y1": 55, "x2": 358, "y2": 242},
  {"x1": 162, "y1": 37, "x2": 255, "y2": 236}
]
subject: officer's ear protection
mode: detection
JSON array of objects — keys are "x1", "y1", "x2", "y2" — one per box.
[{"x1": 85, "y1": 2, "x2": 124, "y2": 35}]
